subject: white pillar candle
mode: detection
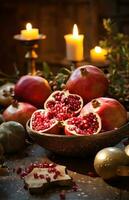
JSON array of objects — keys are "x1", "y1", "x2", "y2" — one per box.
[
  {"x1": 21, "y1": 23, "x2": 39, "y2": 40},
  {"x1": 64, "y1": 24, "x2": 84, "y2": 61}
]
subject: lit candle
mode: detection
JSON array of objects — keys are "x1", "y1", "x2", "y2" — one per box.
[
  {"x1": 21, "y1": 23, "x2": 39, "y2": 40},
  {"x1": 90, "y1": 46, "x2": 107, "y2": 64},
  {"x1": 64, "y1": 24, "x2": 84, "y2": 61}
]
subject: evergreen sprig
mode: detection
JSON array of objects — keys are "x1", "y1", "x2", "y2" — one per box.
[{"x1": 99, "y1": 18, "x2": 129, "y2": 103}]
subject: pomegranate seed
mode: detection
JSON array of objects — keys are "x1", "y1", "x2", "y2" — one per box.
[
  {"x1": 55, "y1": 170, "x2": 61, "y2": 176},
  {"x1": 59, "y1": 191, "x2": 66, "y2": 200},
  {"x1": 33, "y1": 173, "x2": 39, "y2": 179},
  {"x1": 46, "y1": 100, "x2": 55, "y2": 108},
  {"x1": 46, "y1": 176, "x2": 51, "y2": 182},
  {"x1": 53, "y1": 174, "x2": 58, "y2": 179},
  {"x1": 38, "y1": 163, "x2": 44, "y2": 168},
  {"x1": 72, "y1": 185, "x2": 78, "y2": 192},
  {"x1": 72, "y1": 182, "x2": 78, "y2": 192},
  {"x1": 87, "y1": 171, "x2": 95, "y2": 177},
  {"x1": 25, "y1": 166, "x2": 33, "y2": 174},
  {"x1": 32, "y1": 163, "x2": 39, "y2": 168},
  {"x1": 48, "y1": 168, "x2": 56, "y2": 173},
  {"x1": 43, "y1": 163, "x2": 49, "y2": 168},
  {"x1": 49, "y1": 163, "x2": 56, "y2": 168},
  {"x1": 20, "y1": 171, "x2": 27, "y2": 178},
  {"x1": 39, "y1": 174, "x2": 44, "y2": 179}
]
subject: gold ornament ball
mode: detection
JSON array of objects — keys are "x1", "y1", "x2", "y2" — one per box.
[
  {"x1": 125, "y1": 145, "x2": 129, "y2": 157},
  {"x1": 94, "y1": 147, "x2": 129, "y2": 180}
]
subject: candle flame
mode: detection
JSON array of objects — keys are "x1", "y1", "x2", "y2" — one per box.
[
  {"x1": 26, "y1": 23, "x2": 32, "y2": 30},
  {"x1": 73, "y1": 24, "x2": 78, "y2": 38},
  {"x1": 95, "y1": 46, "x2": 102, "y2": 53}
]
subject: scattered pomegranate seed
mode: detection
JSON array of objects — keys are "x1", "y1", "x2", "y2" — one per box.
[
  {"x1": 25, "y1": 166, "x2": 33, "y2": 174},
  {"x1": 46, "y1": 176, "x2": 51, "y2": 182},
  {"x1": 53, "y1": 174, "x2": 58, "y2": 179},
  {"x1": 43, "y1": 163, "x2": 49, "y2": 168},
  {"x1": 72, "y1": 182, "x2": 78, "y2": 192},
  {"x1": 49, "y1": 163, "x2": 56, "y2": 168},
  {"x1": 20, "y1": 171, "x2": 28, "y2": 178},
  {"x1": 59, "y1": 191, "x2": 66, "y2": 200},
  {"x1": 33, "y1": 173, "x2": 39, "y2": 179},
  {"x1": 48, "y1": 168, "x2": 56, "y2": 173},
  {"x1": 33, "y1": 163, "x2": 38, "y2": 168},
  {"x1": 55, "y1": 170, "x2": 61, "y2": 176},
  {"x1": 87, "y1": 171, "x2": 95, "y2": 177},
  {"x1": 39, "y1": 174, "x2": 44, "y2": 179}
]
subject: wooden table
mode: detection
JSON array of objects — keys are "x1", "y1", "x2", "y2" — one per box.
[{"x1": 0, "y1": 144, "x2": 129, "y2": 200}]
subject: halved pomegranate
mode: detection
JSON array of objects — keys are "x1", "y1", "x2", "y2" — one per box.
[
  {"x1": 30, "y1": 109, "x2": 60, "y2": 134},
  {"x1": 80, "y1": 97, "x2": 127, "y2": 131},
  {"x1": 64, "y1": 113, "x2": 101, "y2": 136},
  {"x1": 44, "y1": 90, "x2": 83, "y2": 121}
]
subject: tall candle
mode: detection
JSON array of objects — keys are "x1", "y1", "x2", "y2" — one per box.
[
  {"x1": 90, "y1": 46, "x2": 107, "y2": 64},
  {"x1": 21, "y1": 23, "x2": 39, "y2": 40},
  {"x1": 64, "y1": 24, "x2": 84, "y2": 61}
]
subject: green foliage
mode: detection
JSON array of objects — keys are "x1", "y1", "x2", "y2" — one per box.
[
  {"x1": 39, "y1": 62, "x2": 71, "y2": 91},
  {"x1": 99, "y1": 19, "x2": 129, "y2": 102},
  {"x1": 48, "y1": 67, "x2": 71, "y2": 91}
]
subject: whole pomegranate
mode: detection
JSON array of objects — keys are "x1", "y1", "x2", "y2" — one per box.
[
  {"x1": 65, "y1": 65, "x2": 109, "y2": 103},
  {"x1": 3, "y1": 101, "x2": 37, "y2": 127},
  {"x1": 30, "y1": 109, "x2": 60, "y2": 134},
  {"x1": 64, "y1": 112, "x2": 101, "y2": 136},
  {"x1": 44, "y1": 90, "x2": 83, "y2": 121},
  {"x1": 15, "y1": 75, "x2": 51, "y2": 108},
  {"x1": 80, "y1": 97, "x2": 127, "y2": 131}
]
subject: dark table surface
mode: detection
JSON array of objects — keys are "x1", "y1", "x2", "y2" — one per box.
[{"x1": 0, "y1": 143, "x2": 129, "y2": 200}]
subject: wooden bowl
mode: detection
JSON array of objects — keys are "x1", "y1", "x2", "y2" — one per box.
[{"x1": 26, "y1": 120, "x2": 129, "y2": 157}]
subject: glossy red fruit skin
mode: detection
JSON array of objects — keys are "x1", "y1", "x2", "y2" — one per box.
[
  {"x1": 3, "y1": 102, "x2": 37, "y2": 127},
  {"x1": 14, "y1": 75, "x2": 51, "y2": 108},
  {"x1": 65, "y1": 65, "x2": 109, "y2": 103},
  {"x1": 81, "y1": 97, "x2": 127, "y2": 131}
]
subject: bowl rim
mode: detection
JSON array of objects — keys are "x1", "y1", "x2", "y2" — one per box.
[{"x1": 26, "y1": 119, "x2": 129, "y2": 139}]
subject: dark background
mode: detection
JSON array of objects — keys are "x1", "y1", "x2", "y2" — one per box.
[{"x1": 0, "y1": 0, "x2": 129, "y2": 74}]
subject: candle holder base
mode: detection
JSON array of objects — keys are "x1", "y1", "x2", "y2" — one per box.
[
  {"x1": 69, "y1": 59, "x2": 86, "y2": 70},
  {"x1": 14, "y1": 34, "x2": 46, "y2": 75}
]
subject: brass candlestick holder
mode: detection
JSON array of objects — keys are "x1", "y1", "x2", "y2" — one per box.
[{"x1": 14, "y1": 34, "x2": 46, "y2": 75}]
